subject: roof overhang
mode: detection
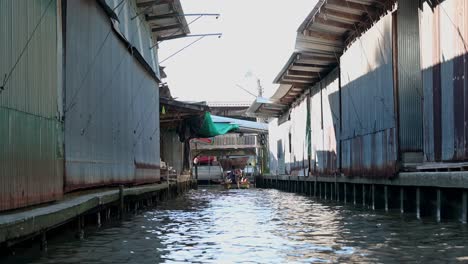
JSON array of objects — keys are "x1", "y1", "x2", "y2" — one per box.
[
  {"x1": 272, "y1": 0, "x2": 395, "y2": 106},
  {"x1": 160, "y1": 97, "x2": 209, "y2": 127},
  {"x1": 246, "y1": 97, "x2": 288, "y2": 118},
  {"x1": 136, "y1": 0, "x2": 190, "y2": 41}
]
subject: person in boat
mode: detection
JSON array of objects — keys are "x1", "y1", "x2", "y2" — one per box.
[{"x1": 228, "y1": 166, "x2": 236, "y2": 183}]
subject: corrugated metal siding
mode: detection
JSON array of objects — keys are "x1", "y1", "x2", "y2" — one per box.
[
  {"x1": 320, "y1": 68, "x2": 340, "y2": 175},
  {"x1": 0, "y1": 0, "x2": 63, "y2": 211},
  {"x1": 310, "y1": 84, "x2": 323, "y2": 175},
  {"x1": 340, "y1": 12, "x2": 397, "y2": 178},
  {"x1": 105, "y1": 0, "x2": 159, "y2": 75},
  {"x1": 397, "y1": 0, "x2": 423, "y2": 152},
  {"x1": 268, "y1": 118, "x2": 290, "y2": 175},
  {"x1": 421, "y1": 0, "x2": 468, "y2": 162},
  {"x1": 290, "y1": 96, "x2": 308, "y2": 176},
  {"x1": 420, "y1": 1, "x2": 436, "y2": 161},
  {"x1": 161, "y1": 130, "x2": 184, "y2": 175},
  {"x1": 64, "y1": 0, "x2": 160, "y2": 191}
]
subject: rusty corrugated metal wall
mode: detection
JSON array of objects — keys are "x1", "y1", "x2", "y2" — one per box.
[
  {"x1": 396, "y1": 0, "x2": 424, "y2": 155},
  {"x1": 0, "y1": 0, "x2": 63, "y2": 211},
  {"x1": 421, "y1": 0, "x2": 468, "y2": 162},
  {"x1": 64, "y1": 0, "x2": 160, "y2": 191},
  {"x1": 340, "y1": 12, "x2": 397, "y2": 178}
]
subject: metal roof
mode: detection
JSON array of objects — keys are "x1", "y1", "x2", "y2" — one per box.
[
  {"x1": 136, "y1": 0, "x2": 190, "y2": 41},
  {"x1": 160, "y1": 97, "x2": 209, "y2": 127},
  {"x1": 272, "y1": 0, "x2": 395, "y2": 106},
  {"x1": 245, "y1": 97, "x2": 288, "y2": 118}
]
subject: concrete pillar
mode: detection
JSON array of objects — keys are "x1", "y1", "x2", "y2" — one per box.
[
  {"x1": 319, "y1": 182, "x2": 322, "y2": 199},
  {"x1": 437, "y1": 189, "x2": 441, "y2": 223},
  {"x1": 384, "y1": 186, "x2": 388, "y2": 212},
  {"x1": 337, "y1": 183, "x2": 340, "y2": 202},
  {"x1": 362, "y1": 184, "x2": 366, "y2": 207},
  {"x1": 372, "y1": 184, "x2": 375, "y2": 210},
  {"x1": 314, "y1": 180, "x2": 317, "y2": 197},
  {"x1": 119, "y1": 185, "x2": 124, "y2": 220},
  {"x1": 40, "y1": 232, "x2": 47, "y2": 252},
  {"x1": 344, "y1": 183, "x2": 347, "y2": 204},
  {"x1": 353, "y1": 184, "x2": 356, "y2": 205},
  {"x1": 416, "y1": 187, "x2": 421, "y2": 220},
  {"x1": 324, "y1": 183, "x2": 327, "y2": 200},
  {"x1": 462, "y1": 191, "x2": 467, "y2": 224},
  {"x1": 400, "y1": 187, "x2": 404, "y2": 214},
  {"x1": 77, "y1": 216, "x2": 84, "y2": 240},
  {"x1": 97, "y1": 212, "x2": 102, "y2": 228}
]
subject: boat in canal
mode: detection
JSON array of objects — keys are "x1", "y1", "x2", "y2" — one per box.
[{"x1": 222, "y1": 181, "x2": 250, "y2": 189}]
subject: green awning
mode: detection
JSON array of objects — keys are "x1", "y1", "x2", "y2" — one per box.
[{"x1": 198, "y1": 112, "x2": 239, "y2": 137}]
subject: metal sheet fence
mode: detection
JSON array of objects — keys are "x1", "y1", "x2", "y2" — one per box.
[
  {"x1": 0, "y1": 0, "x2": 62, "y2": 211},
  {"x1": 64, "y1": 0, "x2": 160, "y2": 191}
]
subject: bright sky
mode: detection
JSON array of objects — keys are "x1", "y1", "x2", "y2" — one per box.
[{"x1": 158, "y1": 0, "x2": 317, "y2": 102}]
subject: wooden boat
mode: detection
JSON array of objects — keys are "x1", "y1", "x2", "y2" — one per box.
[{"x1": 222, "y1": 181, "x2": 250, "y2": 189}]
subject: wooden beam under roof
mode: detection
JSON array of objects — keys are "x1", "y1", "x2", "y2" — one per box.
[
  {"x1": 305, "y1": 29, "x2": 343, "y2": 42},
  {"x1": 287, "y1": 70, "x2": 321, "y2": 78},
  {"x1": 137, "y1": 0, "x2": 173, "y2": 8},
  {"x1": 322, "y1": 7, "x2": 363, "y2": 22},
  {"x1": 152, "y1": 23, "x2": 181, "y2": 32},
  {"x1": 146, "y1": 12, "x2": 178, "y2": 20},
  {"x1": 326, "y1": 0, "x2": 379, "y2": 14},
  {"x1": 283, "y1": 76, "x2": 318, "y2": 82},
  {"x1": 157, "y1": 33, "x2": 186, "y2": 41},
  {"x1": 291, "y1": 64, "x2": 328, "y2": 72},
  {"x1": 313, "y1": 17, "x2": 356, "y2": 31},
  {"x1": 278, "y1": 81, "x2": 310, "y2": 88}
]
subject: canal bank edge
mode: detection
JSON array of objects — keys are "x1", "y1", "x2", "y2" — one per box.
[
  {"x1": 0, "y1": 180, "x2": 195, "y2": 246},
  {"x1": 261, "y1": 172, "x2": 468, "y2": 189}
]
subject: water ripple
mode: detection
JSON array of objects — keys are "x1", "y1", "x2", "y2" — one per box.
[{"x1": 5, "y1": 187, "x2": 468, "y2": 263}]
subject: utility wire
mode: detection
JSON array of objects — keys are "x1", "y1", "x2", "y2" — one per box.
[
  {"x1": 80, "y1": 2, "x2": 155, "y2": 137},
  {"x1": 0, "y1": 0, "x2": 54, "y2": 93},
  {"x1": 65, "y1": 0, "x2": 128, "y2": 113},
  {"x1": 157, "y1": 15, "x2": 204, "y2": 44},
  {"x1": 160, "y1": 36, "x2": 205, "y2": 64}
]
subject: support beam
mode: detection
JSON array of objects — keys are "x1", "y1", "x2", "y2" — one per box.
[
  {"x1": 152, "y1": 23, "x2": 181, "y2": 32},
  {"x1": 137, "y1": 0, "x2": 173, "y2": 8},
  {"x1": 400, "y1": 187, "x2": 404, "y2": 214},
  {"x1": 384, "y1": 186, "x2": 388, "y2": 212},
  {"x1": 416, "y1": 187, "x2": 421, "y2": 220},
  {"x1": 462, "y1": 191, "x2": 467, "y2": 224},
  {"x1": 437, "y1": 189, "x2": 441, "y2": 222}
]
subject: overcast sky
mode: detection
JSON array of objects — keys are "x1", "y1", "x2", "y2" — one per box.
[{"x1": 158, "y1": 0, "x2": 317, "y2": 102}]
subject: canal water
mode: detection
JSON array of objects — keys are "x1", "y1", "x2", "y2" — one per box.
[{"x1": 5, "y1": 187, "x2": 468, "y2": 263}]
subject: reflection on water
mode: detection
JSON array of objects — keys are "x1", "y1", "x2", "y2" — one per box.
[{"x1": 5, "y1": 187, "x2": 468, "y2": 263}]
